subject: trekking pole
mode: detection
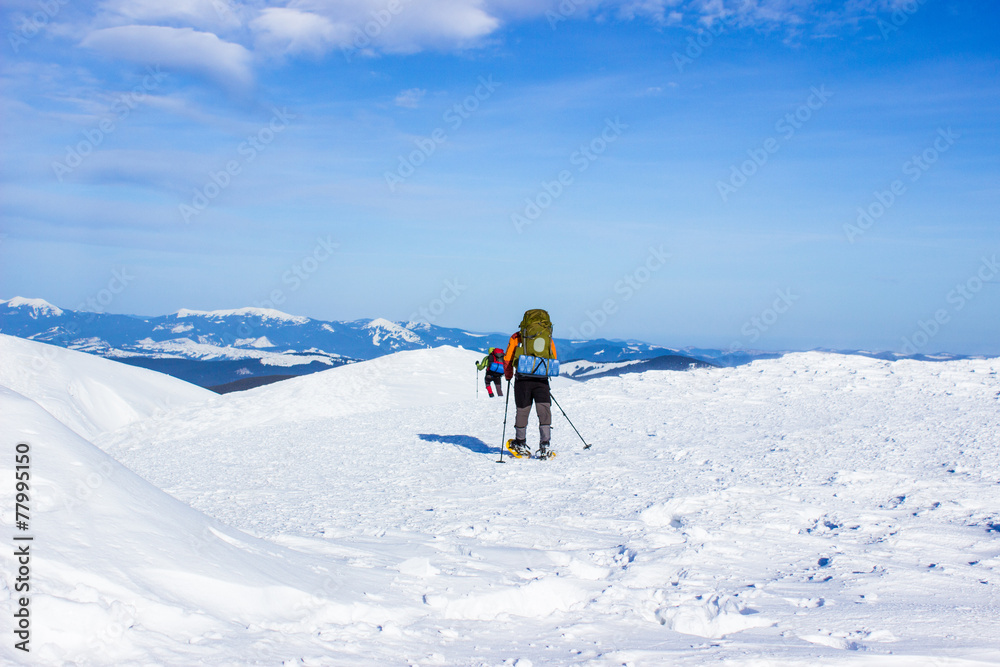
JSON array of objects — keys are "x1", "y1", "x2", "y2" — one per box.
[
  {"x1": 550, "y1": 392, "x2": 591, "y2": 449},
  {"x1": 496, "y1": 379, "x2": 512, "y2": 463}
]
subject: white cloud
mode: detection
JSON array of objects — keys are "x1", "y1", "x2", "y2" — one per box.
[
  {"x1": 403, "y1": 0, "x2": 502, "y2": 45},
  {"x1": 249, "y1": 7, "x2": 354, "y2": 57},
  {"x1": 292, "y1": 0, "x2": 501, "y2": 54},
  {"x1": 394, "y1": 87, "x2": 426, "y2": 108},
  {"x1": 81, "y1": 25, "x2": 254, "y2": 90}
]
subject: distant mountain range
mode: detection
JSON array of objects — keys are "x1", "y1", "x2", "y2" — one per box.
[
  {"x1": 560, "y1": 355, "x2": 718, "y2": 380},
  {"x1": 0, "y1": 297, "x2": 694, "y2": 390},
  {"x1": 2, "y1": 297, "x2": 983, "y2": 392}
]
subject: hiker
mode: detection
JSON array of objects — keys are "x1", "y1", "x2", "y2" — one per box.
[
  {"x1": 476, "y1": 347, "x2": 505, "y2": 398},
  {"x1": 503, "y1": 309, "x2": 559, "y2": 459}
]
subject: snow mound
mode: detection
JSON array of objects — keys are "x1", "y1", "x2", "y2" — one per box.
[
  {"x1": 655, "y1": 592, "x2": 773, "y2": 638},
  {"x1": 0, "y1": 334, "x2": 212, "y2": 440},
  {"x1": 185, "y1": 345, "x2": 484, "y2": 427}
]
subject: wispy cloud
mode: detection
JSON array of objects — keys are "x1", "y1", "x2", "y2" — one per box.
[
  {"x1": 81, "y1": 25, "x2": 253, "y2": 90},
  {"x1": 615, "y1": 0, "x2": 887, "y2": 30},
  {"x1": 95, "y1": 0, "x2": 244, "y2": 31},
  {"x1": 394, "y1": 87, "x2": 426, "y2": 108}
]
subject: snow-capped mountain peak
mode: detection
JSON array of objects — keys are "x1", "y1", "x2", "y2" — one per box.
[
  {"x1": 174, "y1": 307, "x2": 309, "y2": 324},
  {"x1": 1, "y1": 296, "x2": 64, "y2": 317},
  {"x1": 403, "y1": 320, "x2": 432, "y2": 332},
  {"x1": 364, "y1": 317, "x2": 424, "y2": 346}
]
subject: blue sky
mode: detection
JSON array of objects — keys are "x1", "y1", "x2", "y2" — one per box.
[{"x1": 1, "y1": 0, "x2": 998, "y2": 354}]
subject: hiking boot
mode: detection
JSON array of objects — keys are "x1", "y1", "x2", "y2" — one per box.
[
  {"x1": 537, "y1": 441, "x2": 553, "y2": 460},
  {"x1": 505, "y1": 438, "x2": 531, "y2": 458}
]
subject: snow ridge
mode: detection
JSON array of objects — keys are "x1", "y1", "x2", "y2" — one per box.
[
  {"x1": 175, "y1": 307, "x2": 309, "y2": 324},
  {"x1": 0, "y1": 333, "x2": 211, "y2": 439}
]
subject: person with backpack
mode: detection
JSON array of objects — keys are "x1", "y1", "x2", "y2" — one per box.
[
  {"x1": 476, "y1": 347, "x2": 506, "y2": 398},
  {"x1": 502, "y1": 309, "x2": 559, "y2": 460}
]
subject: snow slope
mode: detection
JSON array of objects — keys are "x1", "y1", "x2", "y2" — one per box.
[
  {"x1": 0, "y1": 385, "x2": 413, "y2": 665},
  {"x1": 0, "y1": 334, "x2": 213, "y2": 439},
  {"x1": 4, "y1": 342, "x2": 1000, "y2": 665}
]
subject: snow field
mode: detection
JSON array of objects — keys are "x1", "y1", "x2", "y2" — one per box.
[
  {"x1": 2, "y1": 337, "x2": 998, "y2": 665},
  {"x1": 98, "y1": 348, "x2": 1000, "y2": 665}
]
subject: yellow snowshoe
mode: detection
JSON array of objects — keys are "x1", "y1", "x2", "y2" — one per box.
[{"x1": 505, "y1": 439, "x2": 531, "y2": 459}]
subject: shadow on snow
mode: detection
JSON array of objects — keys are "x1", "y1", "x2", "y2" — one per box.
[{"x1": 418, "y1": 433, "x2": 495, "y2": 455}]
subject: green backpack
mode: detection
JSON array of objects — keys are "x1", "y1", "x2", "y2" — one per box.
[{"x1": 519, "y1": 309, "x2": 556, "y2": 360}]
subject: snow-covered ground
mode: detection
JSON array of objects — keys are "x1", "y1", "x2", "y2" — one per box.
[{"x1": 2, "y1": 334, "x2": 999, "y2": 665}]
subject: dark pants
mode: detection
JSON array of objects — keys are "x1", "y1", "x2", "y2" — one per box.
[
  {"x1": 514, "y1": 377, "x2": 551, "y2": 443},
  {"x1": 484, "y1": 372, "x2": 503, "y2": 397}
]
